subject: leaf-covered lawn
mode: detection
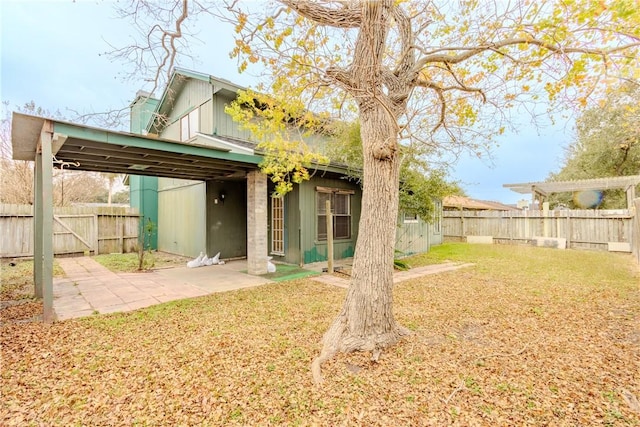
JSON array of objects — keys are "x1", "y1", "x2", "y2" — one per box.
[
  {"x1": 1, "y1": 260, "x2": 64, "y2": 323},
  {"x1": 1, "y1": 244, "x2": 639, "y2": 425}
]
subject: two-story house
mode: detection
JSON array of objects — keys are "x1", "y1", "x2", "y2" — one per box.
[
  {"x1": 128, "y1": 68, "x2": 366, "y2": 267},
  {"x1": 128, "y1": 67, "x2": 443, "y2": 268}
]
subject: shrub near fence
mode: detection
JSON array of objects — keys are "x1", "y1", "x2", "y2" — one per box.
[
  {"x1": 0, "y1": 204, "x2": 140, "y2": 258},
  {"x1": 443, "y1": 208, "x2": 634, "y2": 252}
]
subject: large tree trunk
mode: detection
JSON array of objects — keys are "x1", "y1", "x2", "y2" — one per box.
[{"x1": 311, "y1": 102, "x2": 410, "y2": 384}]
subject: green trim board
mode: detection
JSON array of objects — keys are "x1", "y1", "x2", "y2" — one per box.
[{"x1": 52, "y1": 122, "x2": 263, "y2": 164}]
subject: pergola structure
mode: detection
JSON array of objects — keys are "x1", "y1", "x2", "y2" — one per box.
[
  {"x1": 504, "y1": 175, "x2": 640, "y2": 209},
  {"x1": 11, "y1": 112, "x2": 267, "y2": 322}
]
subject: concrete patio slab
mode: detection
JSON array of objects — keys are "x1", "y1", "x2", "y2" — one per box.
[
  {"x1": 52, "y1": 256, "x2": 474, "y2": 322},
  {"x1": 310, "y1": 261, "x2": 475, "y2": 288},
  {"x1": 53, "y1": 257, "x2": 273, "y2": 321}
]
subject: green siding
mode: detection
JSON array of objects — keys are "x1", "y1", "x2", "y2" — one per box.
[
  {"x1": 159, "y1": 78, "x2": 253, "y2": 142},
  {"x1": 212, "y1": 93, "x2": 253, "y2": 140},
  {"x1": 166, "y1": 79, "x2": 212, "y2": 124},
  {"x1": 128, "y1": 99, "x2": 160, "y2": 250},
  {"x1": 199, "y1": 99, "x2": 214, "y2": 135},
  {"x1": 206, "y1": 181, "x2": 247, "y2": 259},
  {"x1": 297, "y1": 177, "x2": 361, "y2": 264},
  {"x1": 130, "y1": 96, "x2": 159, "y2": 134},
  {"x1": 157, "y1": 179, "x2": 206, "y2": 257},
  {"x1": 267, "y1": 184, "x2": 301, "y2": 265},
  {"x1": 396, "y1": 214, "x2": 430, "y2": 256},
  {"x1": 129, "y1": 175, "x2": 158, "y2": 250}
]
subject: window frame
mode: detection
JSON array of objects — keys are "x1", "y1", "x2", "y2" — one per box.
[
  {"x1": 180, "y1": 107, "x2": 200, "y2": 142},
  {"x1": 316, "y1": 187, "x2": 353, "y2": 242},
  {"x1": 403, "y1": 212, "x2": 419, "y2": 223},
  {"x1": 271, "y1": 195, "x2": 285, "y2": 255}
]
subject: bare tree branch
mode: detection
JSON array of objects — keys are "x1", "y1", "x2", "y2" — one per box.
[
  {"x1": 150, "y1": 0, "x2": 189, "y2": 91},
  {"x1": 414, "y1": 38, "x2": 640, "y2": 71},
  {"x1": 281, "y1": 0, "x2": 361, "y2": 28}
]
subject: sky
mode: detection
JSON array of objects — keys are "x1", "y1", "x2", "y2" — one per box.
[{"x1": 1, "y1": 0, "x2": 575, "y2": 205}]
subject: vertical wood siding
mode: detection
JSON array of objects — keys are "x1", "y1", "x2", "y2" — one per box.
[
  {"x1": 157, "y1": 179, "x2": 206, "y2": 258},
  {"x1": 206, "y1": 180, "x2": 247, "y2": 259},
  {"x1": 633, "y1": 199, "x2": 639, "y2": 263},
  {"x1": 298, "y1": 178, "x2": 362, "y2": 264},
  {"x1": 267, "y1": 184, "x2": 301, "y2": 265},
  {"x1": 167, "y1": 79, "x2": 211, "y2": 123},
  {"x1": 211, "y1": 93, "x2": 253, "y2": 140},
  {"x1": 0, "y1": 204, "x2": 140, "y2": 258},
  {"x1": 395, "y1": 218, "x2": 430, "y2": 256}
]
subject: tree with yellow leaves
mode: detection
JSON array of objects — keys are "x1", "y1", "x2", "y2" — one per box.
[{"x1": 116, "y1": 0, "x2": 639, "y2": 383}]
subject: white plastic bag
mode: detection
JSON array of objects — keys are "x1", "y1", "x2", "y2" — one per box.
[
  {"x1": 187, "y1": 251, "x2": 205, "y2": 268},
  {"x1": 267, "y1": 256, "x2": 276, "y2": 273},
  {"x1": 210, "y1": 252, "x2": 220, "y2": 265}
]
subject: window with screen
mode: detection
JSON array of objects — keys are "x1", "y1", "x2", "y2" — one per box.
[
  {"x1": 403, "y1": 212, "x2": 418, "y2": 223},
  {"x1": 317, "y1": 188, "x2": 352, "y2": 241}
]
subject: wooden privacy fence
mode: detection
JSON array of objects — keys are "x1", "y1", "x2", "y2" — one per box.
[
  {"x1": 443, "y1": 208, "x2": 634, "y2": 252},
  {"x1": 0, "y1": 204, "x2": 140, "y2": 258},
  {"x1": 633, "y1": 199, "x2": 640, "y2": 263}
]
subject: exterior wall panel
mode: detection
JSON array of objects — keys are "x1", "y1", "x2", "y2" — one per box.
[
  {"x1": 199, "y1": 99, "x2": 214, "y2": 135},
  {"x1": 298, "y1": 177, "x2": 362, "y2": 264},
  {"x1": 396, "y1": 216, "x2": 431, "y2": 256},
  {"x1": 166, "y1": 79, "x2": 211, "y2": 124},
  {"x1": 212, "y1": 93, "x2": 253, "y2": 140},
  {"x1": 157, "y1": 178, "x2": 206, "y2": 257},
  {"x1": 268, "y1": 184, "x2": 301, "y2": 265},
  {"x1": 206, "y1": 180, "x2": 247, "y2": 259}
]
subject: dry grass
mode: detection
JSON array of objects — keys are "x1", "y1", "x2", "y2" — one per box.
[
  {"x1": 1, "y1": 243, "x2": 639, "y2": 425},
  {"x1": 93, "y1": 251, "x2": 192, "y2": 272}
]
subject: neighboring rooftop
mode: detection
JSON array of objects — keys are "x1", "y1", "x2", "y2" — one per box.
[{"x1": 443, "y1": 195, "x2": 518, "y2": 211}]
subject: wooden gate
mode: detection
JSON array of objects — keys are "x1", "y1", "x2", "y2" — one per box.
[{"x1": 53, "y1": 214, "x2": 97, "y2": 255}]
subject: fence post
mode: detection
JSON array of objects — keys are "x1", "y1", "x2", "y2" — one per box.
[
  {"x1": 509, "y1": 211, "x2": 513, "y2": 241},
  {"x1": 633, "y1": 199, "x2": 639, "y2": 263},
  {"x1": 543, "y1": 202, "x2": 550, "y2": 237},
  {"x1": 566, "y1": 211, "x2": 572, "y2": 249},
  {"x1": 120, "y1": 220, "x2": 125, "y2": 254},
  {"x1": 92, "y1": 215, "x2": 99, "y2": 255}
]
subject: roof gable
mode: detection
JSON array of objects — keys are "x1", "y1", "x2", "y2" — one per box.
[{"x1": 149, "y1": 67, "x2": 247, "y2": 134}]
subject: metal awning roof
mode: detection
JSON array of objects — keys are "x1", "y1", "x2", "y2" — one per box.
[
  {"x1": 504, "y1": 175, "x2": 640, "y2": 195},
  {"x1": 11, "y1": 113, "x2": 263, "y2": 181}
]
